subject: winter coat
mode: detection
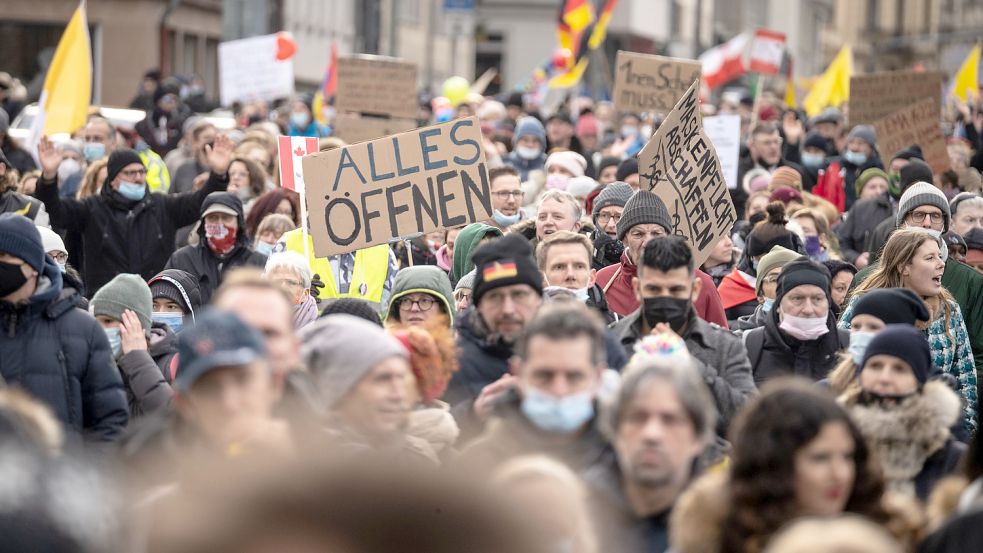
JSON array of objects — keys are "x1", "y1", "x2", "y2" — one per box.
[
  {"x1": 717, "y1": 267, "x2": 759, "y2": 322},
  {"x1": 839, "y1": 294, "x2": 978, "y2": 430},
  {"x1": 734, "y1": 156, "x2": 807, "y2": 220},
  {"x1": 836, "y1": 194, "x2": 895, "y2": 263},
  {"x1": 36, "y1": 170, "x2": 228, "y2": 296},
  {"x1": 0, "y1": 190, "x2": 49, "y2": 227},
  {"x1": 323, "y1": 416, "x2": 439, "y2": 466},
  {"x1": 852, "y1": 257, "x2": 983, "y2": 388},
  {"x1": 1, "y1": 141, "x2": 37, "y2": 174},
  {"x1": 458, "y1": 389, "x2": 610, "y2": 472},
  {"x1": 586, "y1": 283, "x2": 619, "y2": 324},
  {"x1": 866, "y1": 215, "x2": 898, "y2": 262},
  {"x1": 595, "y1": 251, "x2": 729, "y2": 327},
  {"x1": 115, "y1": 322, "x2": 177, "y2": 418},
  {"x1": 446, "y1": 308, "x2": 515, "y2": 408},
  {"x1": 612, "y1": 310, "x2": 758, "y2": 432},
  {"x1": 669, "y1": 471, "x2": 925, "y2": 553},
  {"x1": 840, "y1": 381, "x2": 965, "y2": 501},
  {"x1": 919, "y1": 509, "x2": 983, "y2": 553},
  {"x1": 742, "y1": 308, "x2": 849, "y2": 385},
  {"x1": 731, "y1": 303, "x2": 769, "y2": 332},
  {"x1": 0, "y1": 257, "x2": 128, "y2": 442},
  {"x1": 135, "y1": 106, "x2": 191, "y2": 157},
  {"x1": 841, "y1": 153, "x2": 885, "y2": 211},
  {"x1": 164, "y1": 192, "x2": 266, "y2": 304},
  {"x1": 406, "y1": 401, "x2": 459, "y2": 463},
  {"x1": 503, "y1": 151, "x2": 546, "y2": 181}
]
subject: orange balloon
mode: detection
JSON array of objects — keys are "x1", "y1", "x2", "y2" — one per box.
[{"x1": 275, "y1": 32, "x2": 297, "y2": 61}]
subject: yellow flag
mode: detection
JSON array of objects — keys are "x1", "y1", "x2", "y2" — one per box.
[
  {"x1": 803, "y1": 46, "x2": 851, "y2": 117},
  {"x1": 40, "y1": 2, "x2": 92, "y2": 135},
  {"x1": 953, "y1": 43, "x2": 980, "y2": 103},
  {"x1": 784, "y1": 79, "x2": 796, "y2": 108}
]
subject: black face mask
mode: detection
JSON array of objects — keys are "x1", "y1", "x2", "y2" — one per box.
[
  {"x1": 642, "y1": 296, "x2": 691, "y2": 334},
  {"x1": 0, "y1": 261, "x2": 28, "y2": 298}
]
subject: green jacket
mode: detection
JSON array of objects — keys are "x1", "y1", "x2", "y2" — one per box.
[
  {"x1": 451, "y1": 223, "x2": 503, "y2": 284},
  {"x1": 851, "y1": 258, "x2": 983, "y2": 379},
  {"x1": 385, "y1": 265, "x2": 456, "y2": 326}
]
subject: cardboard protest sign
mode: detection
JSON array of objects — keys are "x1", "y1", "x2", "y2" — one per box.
[
  {"x1": 849, "y1": 70, "x2": 944, "y2": 125},
  {"x1": 219, "y1": 34, "x2": 294, "y2": 106},
  {"x1": 335, "y1": 55, "x2": 419, "y2": 119},
  {"x1": 613, "y1": 51, "x2": 702, "y2": 115},
  {"x1": 702, "y1": 114, "x2": 741, "y2": 190},
  {"x1": 637, "y1": 80, "x2": 737, "y2": 266},
  {"x1": 302, "y1": 117, "x2": 491, "y2": 257},
  {"x1": 872, "y1": 97, "x2": 950, "y2": 174},
  {"x1": 332, "y1": 113, "x2": 419, "y2": 145}
]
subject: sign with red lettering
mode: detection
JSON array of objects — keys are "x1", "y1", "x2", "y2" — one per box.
[
  {"x1": 302, "y1": 117, "x2": 491, "y2": 257},
  {"x1": 613, "y1": 51, "x2": 701, "y2": 115}
]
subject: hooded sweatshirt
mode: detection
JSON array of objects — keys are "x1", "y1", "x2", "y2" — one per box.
[
  {"x1": 451, "y1": 223, "x2": 503, "y2": 284},
  {"x1": 385, "y1": 265, "x2": 456, "y2": 327}
]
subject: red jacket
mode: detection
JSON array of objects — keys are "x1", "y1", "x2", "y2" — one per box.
[
  {"x1": 595, "y1": 252, "x2": 728, "y2": 327},
  {"x1": 812, "y1": 161, "x2": 846, "y2": 213},
  {"x1": 717, "y1": 266, "x2": 758, "y2": 310}
]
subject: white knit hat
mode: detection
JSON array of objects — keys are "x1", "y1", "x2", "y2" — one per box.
[
  {"x1": 36, "y1": 225, "x2": 66, "y2": 255},
  {"x1": 545, "y1": 151, "x2": 587, "y2": 178}
]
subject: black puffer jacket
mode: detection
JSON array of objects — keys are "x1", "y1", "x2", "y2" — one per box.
[
  {"x1": 743, "y1": 308, "x2": 849, "y2": 385},
  {"x1": 35, "y1": 170, "x2": 228, "y2": 296},
  {"x1": 836, "y1": 194, "x2": 894, "y2": 263},
  {"x1": 446, "y1": 308, "x2": 514, "y2": 408},
  {"x1": 0, "y1": 256, "x2": 128, "y2": 442},
  {"x1": 116, "y1": 322, "x2": 178, "y2": 418},
  {"x1": 164, "y1": 192, "x2": 267, "y2": 304}
]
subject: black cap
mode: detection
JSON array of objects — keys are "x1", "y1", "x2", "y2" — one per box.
[
  {"x1": 965, "y1": 227, "x2": 983, "y2": 251},
  {"x1": 320, "y1": 298, "x2": 383, "y2": 327},
  {"x1": 860, "y1": 324, "x2": 933, "y2": 384},
  {"x1": 105, "y1": 149, "x2": 144, "y2": 185},
  {"x1": 471, "y1": 234, "x2": 543, "y2": 306},
  {"x1": 891, "y1": 144, "x2": 924, "y2": 162},
  {"x1": 175, "y1": 309, "x2": 267, "y2": 392},
  {"x1": 775, "y1": 258, "x2": 831, "y2": 306},
  {"x1": 899, "y1": 159, "x2": 933, "y2": 192},
  {"x1": 852, "y1": 288, "x2": 930, "y2": 326},
  {"x1": 803, "y1": 131, "x2": 830, "y2": 151},
  {"x1": 616, "y1": 158, "x2": 639, "y2": 182}
]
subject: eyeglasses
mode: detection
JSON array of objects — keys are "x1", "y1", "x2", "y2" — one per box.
[
  {"x1": 49, "y1": 252, "x2": 68, "y2": 264},
  {"x1": 762, "y1": 275, "x2": 780, "y2": 284},
  {"x1": 482, "y1": 288, "x2": 536, "y2": 307},
  {"x1": 119, "y1": 168, "x2": 147, "y2": 178},
  {"x1": 398, "y1": 296, "x2": 436, "y2": 311},
  {"x1": 493, "y1": 190, "x2": 524, "y2": 199},
  {"x1": 597, "y1": 213, "x2": 622, "y2": 225},
  {"x1": 908, "y1": 210, "x2": 944, "y2": 224}
]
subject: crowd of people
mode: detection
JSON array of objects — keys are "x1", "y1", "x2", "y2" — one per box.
[{"x1": 1, "y1": 69, "x2": 983, "y2": 552}]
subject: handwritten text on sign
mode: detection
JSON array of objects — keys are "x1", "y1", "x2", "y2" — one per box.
[
  {"x1": 849, "y1": 70, "x2": 944, "y2": 125},
  {"x1": 872, "y1": 97, "x2": 950, "y2": 175},
  {"x1": 613, "y1": 51, "x2": 702, "y2": 115},
  {"x1": 335, "y1": 56, "x2": 419, "y2": 119},
  {"x1": 302, "y1": 117, "x2": 491, "y2": 257},
  {"x1": 638, "y1": 80, "x2": 737, "y2": 266}
]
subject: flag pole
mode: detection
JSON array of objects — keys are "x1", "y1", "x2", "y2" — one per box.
[{"x1": 750, "y1": 74, "x2": 766, "y2": 129}]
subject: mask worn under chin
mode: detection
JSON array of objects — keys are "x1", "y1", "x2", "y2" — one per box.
[
  {"x1": 493, "y1": 209, "x2": 521, "y2": 227},
  {"x1": 0, "y1": 261, "x2": 28, "y2": 298},
  {"x1": 642, "y1": 296, "x2": 692, "y2": 334},
  {"x1": 205, "y1": 223, "x2": 238, "y2": 256},
  {"x1": 520, "y1": 387, "x2": 595, "y2": 433},
  {"x1": 118, "y1": 180, "x2": 146, "y2": 201},
  {"x1": 515, "y1": 145, "x2": 542, "y2": 160},
  {"x1": 152, "y1": 311, "x2": 184, "y2": 334},
  {"x1": 779, "y1": 313, "x2": 830, "y2": 340},
  {"x1": 545, "y1": 174, "x2": 570, "y2": 190},
  {"x1": 848, "y1": 330, "x2": 875, "y2": 365}
]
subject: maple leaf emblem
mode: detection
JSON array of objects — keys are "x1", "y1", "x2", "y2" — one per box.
[{"x1": 293, "y1": 146, "x2": 305, "y2": 157}]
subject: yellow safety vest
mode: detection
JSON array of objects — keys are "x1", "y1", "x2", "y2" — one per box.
[
  {"x1": 280, "y1": 229, "x2": 391, "y2": 309},
  {"x1": 140, "y1": 150, "x2": 171, "y2": 194}
]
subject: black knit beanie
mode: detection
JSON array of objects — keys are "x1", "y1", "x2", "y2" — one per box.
[
  {"x1": 860, "y1": 324, "x2": 933, "y2": 384},
  {"x1": 615, "y1": 158, "x2": 639, "y2": 182},
  {"x1": 852, "y1": 288, "x2": 930, "y2": 326},
  {"x1": 616, "y1": 190, "x2": 672, "y2": 240},
  {"x1": 105, "y1": 149, "x2": 145, "y2": 185},
  {"x1": 320, "y1": 298, "x2": 383, "y2": 327},
  {"x1": 148, "y1": 269, "x2": 202, "y2": 316},
  {"x1": 898, "y1": 159, "x2": 933, "y2": 192},
  {"x1": 775, "y1": 258, "x2": 831, "y2": 306},
  {"x1": 471, "y1": 234, "x2": 543, "y2": 306}
]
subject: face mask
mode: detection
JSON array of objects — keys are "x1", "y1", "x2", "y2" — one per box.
[
  {"x1": 751, "y1": 259, "x2": 760, "y2": 272},
  {"x1": 572, "y1": 287, "x2": 590, "y2": 303},
  {"x1": 104, "y1": 327, "x2": 122, "y2": 359},
  {"x1": 888, "y1": 172, "x2": 902, "y2": 199},
  {"x1": 805, "y1": 235, "x2": 823, "y2": 257},
  {"x1": 83, "y1": 142, "x2": 106, "y2": 161},
  {"x1": 235, "y1": 186, "x2": 253, "y2": 202},
  {"x1": 545, "y1": 174, "x2": 569, "y2": 190},
  {"x1": 254, "y1": 240, "x2": 275, "y2": 257},
  {"x1": 57, "y1": 262, "x2": 66, "y2": 274},
  {"x1": 0, "y1": 261, "x2": 28, "y2": 298},
  {"x1": 843, "y1": 151, "x2": 868, "y2": 166},
  {"x1": 118, "y1": 180, "x2": 146, "y2": 201},
  {"x1": 761, "y1": 298, "x2": 774, "y2": 313},
  {"x1": 779, "y1": 313, "x2": 830, "y2": 341},
  {"x1": 849, "y1": 331, "x2": 875, "y2": 365},
  {"x1": 642, "y1": 296, "x2": 692, "y2": 334},
  {"x1": 152, "y1": 311, "x2": 184, "y2": 334},
  {"x1": 801, "y1": 152, "x2": 825, "y2": 169},
  {"x1": 493, "y1": 209, "x2": 521, "y2": 227},
  {"x1": 205, "y1": 223, "x2": 238, "y2": 256},
  {"x1": 290, "y1": 112, "x2": 311, "y2": 128},
  {"x1": 520, "y1": 388, "x2": 595, "y2": 433},
  {"x1": 516, "y1": 145, "x2": 542, "y2": 160},
  {"x1": 620, "y1": 125, "x2": 638, "y2": 138},
  {"x1": 57, "y1": 159, "x2": 81, "y2": 183}
]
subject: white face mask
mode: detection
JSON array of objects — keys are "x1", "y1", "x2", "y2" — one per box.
[
  {"x1": 779, "y1": 313, "x2": 830, "y2": 340},
  {"x1": 849, "y1": 331, "x2": 875, "y2": 365},
  {"x1": 515, "y1": 145, "x2": 542, "y2": 160},
  {"x1": 57, "y1": 158, "x2": 82, "y2": 182}
]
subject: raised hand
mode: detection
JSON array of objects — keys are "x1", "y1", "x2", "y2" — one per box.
[
  {"x1": 205, "y1": 133, "x2": 235, "y2": 176},
  {"x1": 37, "y1": 136, "x2": 63, "y2": 181},
  {"x1": 119, "y1": 309, "x2": 148, "y2": 354},
  {"x1": 782, "y1": 111, "x2": 804, "y2": 145}
]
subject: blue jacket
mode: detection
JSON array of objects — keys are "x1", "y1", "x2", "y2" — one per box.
[{"x1": 0, "y1": 256, "x2": 129, "y2": 443}]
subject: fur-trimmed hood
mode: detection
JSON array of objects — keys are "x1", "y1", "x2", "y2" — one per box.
[{"x1": 840, "y1": 381, "x2": 963, "y2": 498}]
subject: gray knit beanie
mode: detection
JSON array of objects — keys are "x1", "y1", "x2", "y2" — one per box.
[
  {"x1": 591, "y1": 182, "x2": 634, "y2": 218},
  {"x1": 847, "y1": 125, "x2": 877, "y2": 149},
  {"x1": 616, "y1": 189, "x2": 672, "y2": 240},
  {"x1": 455, "y1": 269, "x2": 476, "y2": 291},
  {"x1": 91, "y1": 274, "x2": 154, "y2": 331},
  {"x1": 896, "y1": 182, "x2": 951, "y2": 232},
  {"x1": 298, "y1": 315, "x2": 408, "y2": 409}
]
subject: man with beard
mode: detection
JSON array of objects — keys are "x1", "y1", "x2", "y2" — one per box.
[
  {"x1": 585, "y1": 333, "x2": 718, "y2": 552},
  {"x1": 734, "y1": 122, "x2": 806, "y2": 220}
]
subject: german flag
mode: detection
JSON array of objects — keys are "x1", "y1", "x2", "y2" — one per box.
[
  {"x1": 482, "y1": 261, "x2": 518, "y2": 282},
  {"x1": 556, "y1": 0, "x2": 594, "y2": 52},
  {"x1": 550, "y1": 0, "x2": 618, "y2": 89}
]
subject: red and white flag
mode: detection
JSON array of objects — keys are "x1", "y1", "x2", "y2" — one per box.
[
  {"x1": 700, "y1": 33, "x2": 749, "y2": 90},
  {"x1": 749, "y1": 28, "x2": 786, "y2": 75},
  {"x1": 277, "y1": 135, "x2": 319, "y2": 193}
]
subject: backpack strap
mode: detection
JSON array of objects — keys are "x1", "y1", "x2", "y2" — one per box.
[{"x1": 742, "y1": 327, "x2": 765, "y2": 375}]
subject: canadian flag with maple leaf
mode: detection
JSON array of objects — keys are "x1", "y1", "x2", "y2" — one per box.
[{"x1": 277, "y1": 135, "x2": 320, "y2": 193}]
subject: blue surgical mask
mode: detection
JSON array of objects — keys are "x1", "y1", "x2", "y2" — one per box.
[
  {"x1": 849, "y1": 331, "x2": 876, "y2": 365},
  {"x1": 493, "y1": 209, "x2": 521, "y2": 227},
  {"x1": 254, "y1": 241, "x2": 275, "y2": 257},
  {"x1": 572, "y1": 287, "x2": 590, "y2": 303},
  {"x1": 104, "y1": 327, "x2": 122, "y2": 359},
  {"x1": 843, "y1": 150, "x2": 868, "y2": 166},
  {"x1": 620, "y1": 125, "x2": 638, "y2": 138},
  {"x1": 290, "y1": 112, "x2": 311, "y2": 128},
  {"x1": 761, "y1": 298, "x2": 774, "y2": 313},
  {"x1": 801, "y1": 152, "x2": 825, "y2": 169},
  {"x1": 520, "y1": 388, "x2": 594, "y2": 433},
  {"x1": 118, "y1": 180, "x2": 146, "y2": 201},
  {"x1": 57, "y1": 262, "x2": 67, "y2": 273},
  {"x1": 152, "y1": 311, "x2": 185, "y2": 334},
  {"x1": 83, "y1": 142, "x2": 106, "y2": 161},
  {"x1": 515, "y1": 145, "x2": 542, "y2": 160}
]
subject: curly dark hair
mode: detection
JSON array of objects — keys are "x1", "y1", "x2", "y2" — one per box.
[
  {"x1": 722, "y1": 379, "x2": 887, "y2": 553},
  {"x1": 244, "y1": 188, "x2": 302, "y2": 239}
]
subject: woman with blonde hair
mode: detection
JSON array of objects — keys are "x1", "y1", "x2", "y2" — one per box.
[
  {"x1": 838, "y1": 228, "x2": 977, "y2": 430},
  {"x1": 763, "y1": 515, "x2": 903, "y2": 553},
  {"x1": 492, "y1": 455, "x2": 597, "y2": 553},
  {"x1": 76, "y1": 157, "x2": 108, "y2": 200}
]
